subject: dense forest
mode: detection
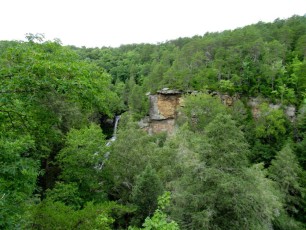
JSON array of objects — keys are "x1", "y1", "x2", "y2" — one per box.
[{"x1": 1, "y1": 15, "x2": 306, "y2": 229}]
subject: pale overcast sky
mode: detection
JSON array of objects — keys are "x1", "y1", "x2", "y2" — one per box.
[{"x1": 1, "y1": 0, "x2": 305, "y2": 47}]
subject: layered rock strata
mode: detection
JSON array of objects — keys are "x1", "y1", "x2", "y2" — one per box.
[{"x1": 141, "y1": 89, "x2": 182, "y2": 134}]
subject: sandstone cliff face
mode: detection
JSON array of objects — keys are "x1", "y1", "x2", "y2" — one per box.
[
  {"x1": 149, "y1": 119, "x2": 176, "y2": 134},
  {"x1": 145, "y1": 89, "x2": 182, "y2": 134},
  {"x1": 142, "y1": 91, "x2": 297, "y2": 135},
  {"x1": 145, "y1": 91, "x2": 239, "y2": 134},
  {"x1": 149, "y1": 94, "x2": 180, "y2": 120}
]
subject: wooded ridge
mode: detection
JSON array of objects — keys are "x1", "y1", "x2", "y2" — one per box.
[{"x1": 0, "y1": 15, "x2": 305, "y2": 229}]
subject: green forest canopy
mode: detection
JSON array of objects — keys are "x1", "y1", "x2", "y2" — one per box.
[{"x1": 0, "y1": 15, "x2": 306, "y2": 229}]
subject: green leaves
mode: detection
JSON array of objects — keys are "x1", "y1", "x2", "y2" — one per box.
[
  {"x1": 254, "y1": 103, "x2": 287, "y2": 141},
  {"x1": 269, "y1": 144, "x2": 304, "y2": 216},
  {"x1": 203, "y1": 114, "x2": 249, "y2": 169},
  {"x1": 129, "y1": 192, "x2": 179, "y2": 230},
  {"x1": 27, "y1": 200, "x2": 131, "y2": 230},
  {"x1": 105, "y1": 114, "x2": 161, "y2": 201},
  {"x1": 1, "y1": 15, "x2": 306, "y2": 228},
  {"x1": 0, "y1": 39, "x2": 121, "y2": 227},
  {"x1": 218, "y1": 79, "x2": 235, "y2": 95},
  {"x1": 0, "y1": 39, "x2": 119, "y2": 161},
  {"x1": 131, "y1": 164, "x2": 163, "y2": 224},
  {"x1": 57, "y1": 124, "x2": 107, "y2": 202},
  {"x1": 0, "y1": 134, "x2": 39, "y2": 229},
  {"x1": 45, "y1": 182, "x2": 83, "y2": 210},
  {"x1": 170, "y1": 97, "x2": 283, "y2": 229},
  {"x1": 178, "y1": 93, "x2": 227, "y2": 132}
]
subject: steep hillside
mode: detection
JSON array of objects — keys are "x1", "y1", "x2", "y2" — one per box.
[{"x1": 0, "y1": 15, "x2": 305, "y2": 229}]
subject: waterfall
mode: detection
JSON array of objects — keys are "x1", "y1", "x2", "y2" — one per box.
[
  {"x1": 106, "y1": 115, "x2": 120, "y2": 146},
  {"x1": 96, "y1": 115, "x2": 120, "y2": 170},
  {"x1": 112, "y1": 115, "x2": 120, "y2": 139}
]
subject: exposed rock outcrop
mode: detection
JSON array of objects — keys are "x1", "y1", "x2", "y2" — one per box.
[
  {"x1": 248, "y1": 97, "x2": 296, "y2": 122},
  {"x1": 145, "y1": 89, "x2": 182, "y2": 134},
  {"x1": 142, "y1": 90, "x2": 297, "y2": 135},
  {"x1": 285, "y1": 105, "x2": 296, "y2": 122},
  {"x1": 248, "y1": 97, "x2": 262, "y2": 119},
  {"x1": 149, "y1": 119, "x2": 176, "y2": 134},
  {"x1": 144, "y1": 90, "x2": 240, "y2": 134},
  {"x1": 219, "y1": 93, "x2": 239, "y2": 106},
  {"x1": 149, "y1": 94, "x2": 181, "y2": 120}
]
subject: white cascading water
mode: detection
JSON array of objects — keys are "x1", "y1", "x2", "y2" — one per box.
[
  {"x1": 96, "y1": 115, "x2": 120, "y2": 170},
  {"x1": 106, "y1": 115, "x2": 120, "y2": 146}
]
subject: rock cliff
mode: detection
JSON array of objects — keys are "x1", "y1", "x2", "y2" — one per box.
[
  {"x1": 141, "y1": 90, "x2": 296, "y2": 135},
  {"x1": 142, "y1": 90, "x2": 240, "y2": 134},
  {"x1": 140, "y1": 89, "x2": 182, "y2": 134}
]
